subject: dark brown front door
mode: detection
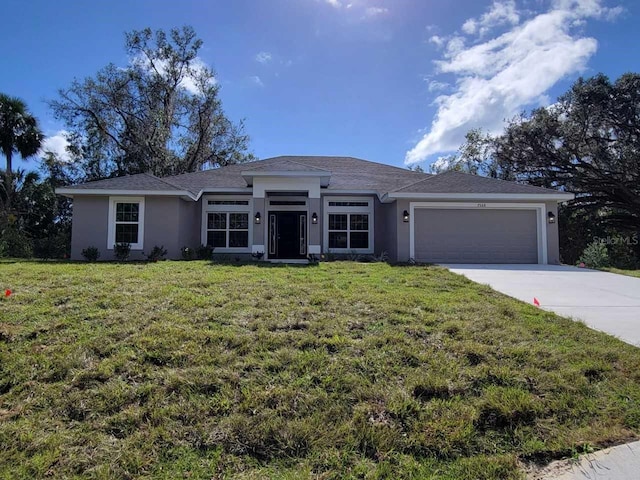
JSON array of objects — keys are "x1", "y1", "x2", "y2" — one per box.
[{"x1": 268, "y1": 211, "x2": 307, "y2": 259}]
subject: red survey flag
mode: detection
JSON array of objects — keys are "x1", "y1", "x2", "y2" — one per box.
[
  {"x1": 533, "y1": 297, "x2": 540, "y2": 307},
  {"x1": 4, "y1": 289, "x2": 11, "y2": 297}
]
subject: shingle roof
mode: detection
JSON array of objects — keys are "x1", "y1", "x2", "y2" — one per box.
[
  {"x1": 166, "y1": 156, "x2": 429, "y2": 195},
  {"x1": 243, "y1": 159, "x2": 330, "y2": 172},
  {"x1": 67, "y1": 172, "x2": 184, "y2": 191},
  {"x1": 61, "y1": 156, "x2": 567, "y2": 198},
  {"x1": 392, "y1": 170, "x2": 565, "y2": 195}
]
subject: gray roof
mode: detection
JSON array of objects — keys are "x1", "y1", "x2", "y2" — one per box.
[
  {"x1": 392, "y1": 170, "x2": 564, "y2": 195},
  {"x1": 166, "y1": 156, "x2": 428, "y2": 195},
  {"x1": 60, "y1": 156, "x2": 567, "y2": 198},
  {"x1": 243, "y1": 159, "x2": 330, "y2": 172},
  {"x1": 68, "y1": 172, "x2": 184, "y2": 191}
]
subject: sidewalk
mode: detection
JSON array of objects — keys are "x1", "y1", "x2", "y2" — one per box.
[{"x1": 529, "y1": 441, "x2": 640, "y2": 479}]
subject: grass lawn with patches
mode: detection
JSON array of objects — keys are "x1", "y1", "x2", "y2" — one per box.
[
  {"x1": 1, "y1": 261, "x2": 640, "y2": 479},
  {"x1": 603, "y1": 267, "x2": 640, "y2": 279}
]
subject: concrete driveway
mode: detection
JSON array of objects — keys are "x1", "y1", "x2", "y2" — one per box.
[{"x1": 443, "y1": 264, "x2": 640, "y2": 346}]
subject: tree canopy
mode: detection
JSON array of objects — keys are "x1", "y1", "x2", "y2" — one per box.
[
  {"x1": 50, "y1": 26, "x2": 254, "y2": 180},
  {"x1": 435, "y1": 72, "x2": 640, "y2": 264},
  {"x1": 495, "y1": 73, "x2": 640, "y2": 230},
  {"x1": 0, "y1": 93, "x2": 44, "y2": 209}
]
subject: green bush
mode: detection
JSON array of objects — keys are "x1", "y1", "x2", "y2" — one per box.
[
  {"x1": 607, "y1": 235, "x2": 640, "y2": 269},
  {"x1": 195, "y1": 244, "x2": 214, "y2": 260},
  {"x1": 146, "y1": 245, "x2": 167, "y2": 262},
  {"x1": 81, "y1": 246, "x2": 100, "y2": 262},
  {"x1": 578, "y1": 240, "x2": 610, "y2": 269},
  {"x1": 181, "y1": 246, "x2": 194, "y2": 260},
  {"x1": 113, "y1": 243, "x2": 131, "y2": 261},
  {"x1": 0, "y1": 226, "x2": 33, "y2": 258},
  {"x1": 33, "y1": 231, "x2": 71, "y2": 259}
]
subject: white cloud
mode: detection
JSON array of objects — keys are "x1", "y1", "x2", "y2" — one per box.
[
  {"x1": 427, "y1": 80, "x2": 449, "y2": 92},
  {"x1": 429, "y1": 35, "x2": 445, "y2": 47},
  {"x1": 40, "y1": 130, "x2": 72, "y2": 163},
  {"x1": 255, "y1": 51, "x2": 272, "y2": 64},
  {"x1": 363, "y1": 6, "x2": 389, "y2": 18},
  {"x1": 431, "y1": 155, "x2": 456, "y2": 173},
  {"x1": 319, "y1": 0, "x2": 391, "y2": 20},
  {"x1": 405, "y1": 0, "x2": 617, "y2": 165},
  {"x1": 462, "y1": 19, "x2": 478, "y2": 35},
  {"x1": 249, "y1": 75, "x2": 264, "y2": 87},
  {"x1": 324, "y1": 0, "x2": 342, "y2": 7},
  {"x1": 132, "y1": 55, "x2": 215, "y2": 95}
]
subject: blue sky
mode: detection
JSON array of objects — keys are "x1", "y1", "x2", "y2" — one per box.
[{"x1": 1, "y1": 0, "x2": 638, "y2": 173}]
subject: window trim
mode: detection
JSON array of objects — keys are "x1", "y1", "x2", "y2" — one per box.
[
  {"x1": 107, "y1": 196, "x2": 145, "y2": 250},
  {"x1": 202, "y1": 195, "x2": 252, "y2": 253},
  {"x1": 323, "y1": 196, "x2": 374, "y2": 254}
]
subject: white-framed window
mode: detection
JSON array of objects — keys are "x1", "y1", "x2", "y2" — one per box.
[
  {"x1": 202, "y1": 195, "x2": 252, "y2": 252},
  {"x1": 107, "y1": 197, "x2": 145, "y2": 250},
  {"x1": 323, "y1": 196, "x2": 374, "y2": 253},
  {"x1": 207, "y1": 212, "x2": 249, "y2": 248}
]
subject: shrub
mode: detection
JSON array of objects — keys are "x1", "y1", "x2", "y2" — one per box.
[
  {"x1": 578, "y1": 240, "x2": 610, "y2": 269},
  {"x1": 0, "y1": 226, "x2": 33, "y2": 258},
  {"x1": 34, "y1": 231, "x2": 71, "y2": 259},
  {"x1": 146, "y1": 245, "x2": 167, "y2": 262},
  {"x1": 181, "y1": 246, "x2": 194, "y2": 260},
  {"x1": 113, "y1": 243, "x2": 131, "y2": 261},
  {"x1": 195, "y1": 244, "x2": 214, "y2": 260},
  {"x1": 606, "y1": 235, "x2": 640, "y2": 269},
  {"x1": 81, "y1": 246, "x2": 100, "y2": 262}
]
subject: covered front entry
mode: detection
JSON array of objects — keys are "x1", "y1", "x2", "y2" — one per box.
[{"x1": 268, "y1": 211, "x2": 307, "y2": 259}]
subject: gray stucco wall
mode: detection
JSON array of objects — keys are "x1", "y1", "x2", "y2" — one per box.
[
  {"x1": 70, "y1": 194, "x2": 562, "y2": 264},
  {"x1": 308, "y1": 197, "x2": 321, "y2": 247},
  {"x1": 252, "y1": 198, "x2": 265, "y2": 247},
  {"x1": 396, "y1": 199, "x2": 411, "y2": 262},
  {"x1": 70, "y1": 196, "x2": 111, "y2": 260},
  {"x1": 70, "y1": 195, "x2": 199, "y2": 260},
  {"x1": 178, "y1": 198, "x2": 201, "y2": 251},
  {"x1": 144, "y1": 197, "x2": 181, "y2": 258},
  {"x1": 374, "y1": 198, "x2": 397, "y2": 261},
  {"x1": 546, "y1": 201, "x2": 560, "y2": 264}
]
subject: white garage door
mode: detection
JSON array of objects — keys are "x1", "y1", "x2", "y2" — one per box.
[{"x1": 413, "y1": 208, "x2": 539, "y2": 264}]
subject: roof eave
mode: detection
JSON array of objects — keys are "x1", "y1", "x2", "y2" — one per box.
[
  {"x1": 55, "y1": 188, "x2": 197, "y2": 201},
  {"x1": 385, "y1": 192, "x2": 575, "y2": 202}
]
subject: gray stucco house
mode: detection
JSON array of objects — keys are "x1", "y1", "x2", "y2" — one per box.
[{"x1": 56, "y1": 156, "x2": 574, "y2": 263}]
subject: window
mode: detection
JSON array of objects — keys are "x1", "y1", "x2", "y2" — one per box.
[
  {"x1": 324, "y1": 197, "x2": 374, "y2": 253},
  {"x1": 328, "y1": 201, "x2": 369, "y2": 207},
  {"x1": 328, "y1": 213, "x2": 369, "y2": 249},
  {"x1": 207, "y1": 212, "x2": 249, "y2": 248},
  {"x1": 108, "y1": 197, "x2": 144, "y2": 250},
  {"x1": 208, "y1": 200, "x2": 249, "y2": 205},
  {"x1": 269, "y1": 200, "x2": 306, "y2": 206},
  {"x1": 202, "y1": 196, "x2": 252, "y2": 251}
]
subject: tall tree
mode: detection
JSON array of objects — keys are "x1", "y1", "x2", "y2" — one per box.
[
  {"x1": 0, "y1": 94, "x2": 44, "y2": 210},
  {"x1": 429, "y1": 128, "x2": 513, "y2": 179},
  {"x1": 495, "y1": 73, "x2": 640, "y2": 230},
  {"x1": 50, "y1": 26, "x2": 254, "y2": 180}
]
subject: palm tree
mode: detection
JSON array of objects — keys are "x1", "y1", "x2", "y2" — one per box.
[{"x1": 0, "y1": 93, "x2": 43, "y2": 210}]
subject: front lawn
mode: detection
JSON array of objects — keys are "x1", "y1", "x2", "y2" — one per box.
[
  {"x1": 1, "y1": 261, "x2": 639, "y2": 479},
  {"x1": 603, "y1": 267, "x2": 640, "y2": 279}
]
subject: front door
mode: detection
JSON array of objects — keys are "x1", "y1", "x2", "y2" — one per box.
[{"x1": 268, "y1": 211, "x2": 307, "y2": 259}]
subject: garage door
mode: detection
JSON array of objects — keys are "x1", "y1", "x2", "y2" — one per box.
[{"x1": 413, "y1": 208, "x2": 539, "y2": 264}]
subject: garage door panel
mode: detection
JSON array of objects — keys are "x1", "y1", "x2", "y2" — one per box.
[{"x1": 413, "y1": 209, "x2": 538, "y2": 264}]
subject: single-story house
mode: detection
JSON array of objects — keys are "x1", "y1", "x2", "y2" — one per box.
[{"x1": 56, "y1": 156, "x2": 574, "y2": 263}]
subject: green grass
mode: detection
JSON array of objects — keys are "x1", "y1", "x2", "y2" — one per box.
[
  {"x1": 603, "y1": 267, "x2": 640, "y2": 279},
  {"x1": 1, "y1": 261, "x2": 640, "y2": 479}
]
